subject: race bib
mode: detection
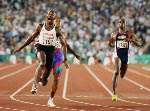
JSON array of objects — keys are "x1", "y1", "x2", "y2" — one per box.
[
  {"x1": 117, "y1": 41, "x2": 128, "y2": 48},
  {"x1": 55, "y1": 39, "x2": 62, "y2": 49},
  {"x1": 39, "y1": 36, "x2": 55, "y2": 46}
]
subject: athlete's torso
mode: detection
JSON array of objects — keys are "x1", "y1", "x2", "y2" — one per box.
[
  {"x1": 39, "y1": 23, "x2": 57, "y2": 46},
  {"x1": 114, "y1": 31, "x2": 129, "y2": 54}
]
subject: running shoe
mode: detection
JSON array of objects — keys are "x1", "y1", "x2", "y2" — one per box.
[
  {"x1": 47, "y1": 98, "x2": 55, "y2": 107},
  {"x1": 112, "y1": 94, "x2": 118, "y2": 101}
]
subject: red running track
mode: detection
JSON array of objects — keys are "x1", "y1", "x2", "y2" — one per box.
[{"x1": 0, "y1": 63, "x2": 149, "y2": 111}]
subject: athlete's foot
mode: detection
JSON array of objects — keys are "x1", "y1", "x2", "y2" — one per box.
[
  {"x1": 47, "y1": 98, "x2": 55, "y2": 107},
  {"x1": 112, "y1": 94, "x2": 118, "y2": 101},
  {"x1": 31, "y1": 84, "x2": 38, "y2": 94}
]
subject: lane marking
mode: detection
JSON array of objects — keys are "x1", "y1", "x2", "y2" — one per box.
[
  {"x1": 0, "y1": 106, "x2": 22, "y2": 111},
  {"x1": 10, "y1": 74, "x2": 83, "y2": 111},
  {"x1": 142, "y1": 66, "x2": 150, "y2": 71},
  {"x1": 84, "y1": 64, "x2": 150, "y2": 107},
  {"x1": 0, "y1": 64, "x2": 36, "y2": 80},
  {"x1": 62, "y1": 68, "x2": 137, "y2": 111},
  {"x1": 128, "y1": 68, "x2": 150, "y2": 78},
  {"x1": 0, "y1": 64, "x2": 20, "y2": 71},
  {"x1": 100, "y1": 65, "x2": 150, "y2": 91}
]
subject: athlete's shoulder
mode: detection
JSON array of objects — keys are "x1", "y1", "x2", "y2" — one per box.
[
  {"x1": 36, "y1": 23, "x2": 44, "y2": 32},
  {"x1": 37, "y1": 23, "x2": 44, "y2": 29}
]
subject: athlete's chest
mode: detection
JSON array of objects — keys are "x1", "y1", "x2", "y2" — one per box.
[{"x1": 116, "y1": 33, "x2": 129, "y2": 49}]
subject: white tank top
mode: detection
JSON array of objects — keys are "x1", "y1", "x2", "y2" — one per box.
[{"x1": 39, "y1": 24, "x2": 56, "y2": 46}]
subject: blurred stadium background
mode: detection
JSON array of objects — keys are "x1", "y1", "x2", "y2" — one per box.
[{"x1": 0, "y1": 0, "x2": 150, "y2": 65}]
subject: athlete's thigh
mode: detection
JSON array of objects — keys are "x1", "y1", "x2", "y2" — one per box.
[
  {"x1": 37, "y1": 51, "x2": 46, "y2": 63},
  {"x1": 114, "y1": 57, "x2": 121, "y2": 70}
]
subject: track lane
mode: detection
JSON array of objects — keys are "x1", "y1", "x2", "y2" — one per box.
[
  {"x1": 86, "y1": 64, "x2": 150, "y2": 111},
  {"x1": 0, "y1": 63, "x2": 149, "y2": 111}
]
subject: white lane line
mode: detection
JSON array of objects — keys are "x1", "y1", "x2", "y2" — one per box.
[
  {"x1": 0, "y1": 64, "x2": 36, "y2": 80},
  {"x1": 5, "y1": 107, "x2": 11, "y2": 109},
  {"x1": 84, "y1": 65, "x2": 113, "y2": 96},
  {"x1": 10, "y1": 72, "x2": 82, "y2": 111},
  {"x1": 84, "y1": 64, "x2": 150, "y2": 107},
  {"x1": 0, "y1": 107, "x2": 22, "y2": 111},
  {"x1": 10, "y1": 78, "x2": 34, "y2": 99},
  {"x1": 62, "y1": 68, "x2": 136, "y2": 111},
  {"x1": 142, "y1": 66, "x2": 150, "y2": 71},
  {"x1": 128, "y1": 68, "x2": 150, "y2": 78},
  {"x1": 0, "y1": 64, "x2": 20, "y2": 71},
  {"x1": 101, "y1": 65, "x2": 150, "y2": 92},
  {"x1": 12, "y1": 109, "x2": 18, "y2": 110},
  {"x1": 62, "y1": 68, "x2": 69, "y2": 98}
]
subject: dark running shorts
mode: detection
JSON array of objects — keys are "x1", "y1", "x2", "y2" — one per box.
[
  {"x1": 117, "y1": 51, "x2": 128, "y2": 64},
  {"x1": 36, "y1": 44, "x2": 55, "y2": 65}
]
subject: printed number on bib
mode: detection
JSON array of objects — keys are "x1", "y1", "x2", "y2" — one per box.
[
  {"x1": 41, "y1": 38, "x2": 55, "y2": 46},
  {"x1": 117, "y1": 41, "x2": 128, "y2": 48},
  {"x1": 55, "y1": 40, "x2": 62, "y2": 48}
]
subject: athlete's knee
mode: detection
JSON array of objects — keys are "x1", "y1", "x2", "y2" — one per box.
[
  {"x1": 114, "y1": 70, "x2": 119, "y2": 76},
  {"x1": 120, "y1": 75, "x2": 124, "y2": 78},
  {"x1": 39, "y1": 62, "x2": 46, "y2": 68},
  {"x1": 120, "y1": 70, "x2": 126, "y2": 78}
]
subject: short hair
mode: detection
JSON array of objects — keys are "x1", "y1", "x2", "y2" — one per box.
[{"x1": 47, "y1": 10, "x2": 56, "y2": 16}]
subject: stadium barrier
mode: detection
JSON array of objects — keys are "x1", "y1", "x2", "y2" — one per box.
[{"x1": 0, "y1": 54, "x2": 150, "y2": 64}]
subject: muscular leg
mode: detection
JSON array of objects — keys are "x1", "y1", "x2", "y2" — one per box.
[
  {"x1": 112, "y1": 57, "x2": 120, "y2": 95},
  {"x1": 31, "y1": 51, "x2": 46, "y2": 94},
  {"x1": 120, "y1": 63, "x2": 128, "y2": 78},
  {"x1": 51, "y1": 75, "x2": 60, "y2": 98},
  {"x1": 47, "y1": 74, "x2": 60, "y2": 107},
  {"x1": 41, "y1": 64, "x2": 53, "y2": 86}
]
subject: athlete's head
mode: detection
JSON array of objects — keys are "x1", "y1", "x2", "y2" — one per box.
[
  {"x1": 54, "y1": 18, "x2": 61, "y2": 28},
  {"x1": 46, "y1": 10, "x2": 56, "y2": 25},
  {"x1": 118, "y1": 19, "x2": 127, "y2": 30}
]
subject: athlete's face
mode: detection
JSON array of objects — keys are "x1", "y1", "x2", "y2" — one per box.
[
  {"x1": 118, "y1": 19, "x2": 127, "y2": 30},
  {"x1": 46, "y1": 11, "x2": 56, "y2": 25},
  {"x1": 55, "y1": 18, "x2": 61, "y2": 28}
]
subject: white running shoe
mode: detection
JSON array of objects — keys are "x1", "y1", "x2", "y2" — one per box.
[
  {"x1": 47, "y1": 98, "x2": 55, "y2": 107},
  {"x1": 30, "y1": 84, "x2": 38, "y2": 94}
]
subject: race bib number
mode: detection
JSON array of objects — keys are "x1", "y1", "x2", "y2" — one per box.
[
  {"x1": 117, "y1": 41, "x2": 128, "y2": 48},
  {"x1": 39, "y1": 36, "x2": 55, "y2": 46},
  {"x1": 55, "y1": 39, "x2": 62, "y2": 49}
]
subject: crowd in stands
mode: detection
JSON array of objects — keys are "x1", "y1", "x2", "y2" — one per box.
[{"x1": 0, "y1": 0, "x2": 149, "y2": 63}]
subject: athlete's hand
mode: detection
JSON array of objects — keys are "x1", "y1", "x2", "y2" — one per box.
[
  {"x1": 34, "y1": 42, "x2": 39, "y2": 47},
  {"x1": 75, "y1": 55, "x2": 81, "y2": 60},
  {"x1": 13, "y1": 48, "x2": 21, "y2": 54},
  {"x1": 63, "y1": 59, "x2": 69, "y2": 68}
]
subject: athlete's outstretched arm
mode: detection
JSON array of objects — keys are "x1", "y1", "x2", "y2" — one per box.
[
  {"x1": 108, "y1": 32, "x2": 116, "y2": 47},
  {"x1": 66, "y1": 42, "x2": 81, "y2": 60},
  {"x1": 13, "y1": 24, "x2": 42, "y2": 53},
  {"x1": 62, "y1": 32, "x2": 81, "y2": 60},
  {"x1": 56, "y1": 27, "x2": 68, "y2": 68}
]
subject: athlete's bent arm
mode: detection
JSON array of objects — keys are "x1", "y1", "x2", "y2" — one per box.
[
  {"x1": 131, "y1": 34, "x2": 141, "y2": 47},
  {"x1": 66, "y1": 42, "x2": 81, "y2": 60},
  {"x1": 62, "y1": 32, "x2": 81, "y2": 60},
  {"x1": 108, "y1": 32, "x2": 116, "y2": 47},
  {"x1": 13, "y1": 24, "x2": 42, "y2": 53},
  {"x1": 55, "y1": 27, "x2": 68, "y2": 68}
]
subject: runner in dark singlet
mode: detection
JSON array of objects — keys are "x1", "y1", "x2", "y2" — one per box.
[{"x1": 108, "y1": 18, "x2": 141, "y2": 101}]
